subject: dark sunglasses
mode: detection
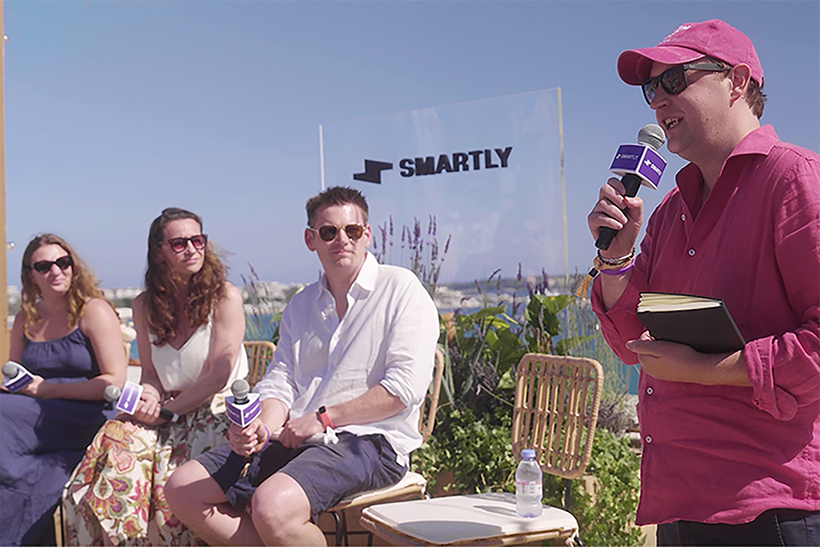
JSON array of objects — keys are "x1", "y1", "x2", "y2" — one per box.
[
  {"x1": 309, "y1": 224, "x2": 365, "y2": 242},
  {"x1": 27, "y1": 255, "x2": 73, "y2": 274},
  {"x1": 642, "y1": 62, "x2": 729, "y2": 104},
  {"x1": 166, "y1": 234, "x2": 208, "y2": 253}
]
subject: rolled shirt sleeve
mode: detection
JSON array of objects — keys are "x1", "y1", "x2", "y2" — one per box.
[{"x1": 379, "y1": 280, "x2": 440, "y2": 408}]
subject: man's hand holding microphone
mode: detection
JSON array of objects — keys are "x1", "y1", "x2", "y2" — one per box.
[
  {"x1": 225, "y1": 378, "x2": 338, "y2": 460},
  {"x1": 588, "y1": 123, "x2": 666, "y2": 259},
  {"x1": 225, "y1": 378, "x2": 270, "y2": 458},
  {"x1": 584, "y1": 124, "x2": 665, "y2": 309}
]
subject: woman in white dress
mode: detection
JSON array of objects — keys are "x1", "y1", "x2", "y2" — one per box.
[{"x1": 63, "y1": 208, "x2": 248, "y2": 545}]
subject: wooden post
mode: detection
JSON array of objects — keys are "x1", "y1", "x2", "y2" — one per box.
[{"x1": 0, "y1": 0, "x2": 9, "y2": 362}]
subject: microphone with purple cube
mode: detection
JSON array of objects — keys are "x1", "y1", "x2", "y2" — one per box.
[
  {"x1": 103, "y1": 382, "x2": 180, "y2": 423},
  {"x1": 226, "y1": 379, "x2": 261, "y2": 427},
  {"x1": 226, "y1": 378, "x2": 264, "y2": 476},
  {"x1": 2, "y1": 361, "x2": 34, "y2": 392},
  {"x1": 226, "y1": 379, "x2": 336, "y2": 449},
  {"x1": 595, "y1": 124, "x2": 667, "y2": 251}
]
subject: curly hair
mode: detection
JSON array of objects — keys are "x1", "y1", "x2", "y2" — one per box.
[
  {"x1": 305, "y1": 186, "x2": 369, "y2": 227},
  {"x1": 20, "y1": 234, "x2": 107, "y2": 339},
  {"x1": 144, "y1": 208, "x2": 227, "y2": 346}
]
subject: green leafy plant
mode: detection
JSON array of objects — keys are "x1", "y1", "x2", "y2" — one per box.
[
  {"x1": 572, "y1": 428, "x2": 642, "y2": 546},
  {"x1": 416, "y1": 406, "x2": 517, "y2": 495}
]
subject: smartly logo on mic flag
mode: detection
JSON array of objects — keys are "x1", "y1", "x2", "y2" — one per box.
[
  {"x1": 226, "y1": 392, "x2": 261, "y2": 428},
  {"x1": 319, "y1": 89, "x2": 565, "y2": 283},
  {"x1": 610, "y1": 144, "x2": 666, "y2": 190}
]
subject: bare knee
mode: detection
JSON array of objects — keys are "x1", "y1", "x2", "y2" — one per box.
[
  {"x1": 165, "y1": 460, "x2": 213, "y2": 516},
  {"x1": 251, "y1": 474, "x2": 313, "y2": 542}
]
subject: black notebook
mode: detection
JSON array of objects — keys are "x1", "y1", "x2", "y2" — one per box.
[{"x1": 637, "y1": 293, "x2": 746, "y2": 354}]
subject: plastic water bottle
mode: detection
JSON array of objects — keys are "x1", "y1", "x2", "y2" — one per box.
[{"x1": 515, "y1": 448, "x2": 543, "y2": 518}]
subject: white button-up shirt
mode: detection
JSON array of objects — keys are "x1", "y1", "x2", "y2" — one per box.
[{"x1": 253, "y1": 253, "x2": 439, "y2": 464}]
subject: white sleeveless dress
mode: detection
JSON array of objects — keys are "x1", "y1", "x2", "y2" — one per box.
[
  {"x1": 62, "y1": 318, "x2": 248, "y2": 546},
  {"x1": 152, "y1": 320, "x2": 248, "y2": 409}
]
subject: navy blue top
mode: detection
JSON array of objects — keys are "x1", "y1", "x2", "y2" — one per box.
[{"x1": 0, "y1": 327, "x2": 113, "y2": 545}]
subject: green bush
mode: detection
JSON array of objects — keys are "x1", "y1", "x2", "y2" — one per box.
[
  {"x1": 416, "y1": 406, "x2": 516, "y2": 495},
  {"x1": 573, "y1": 428, "x2": 642, "y2": 546}
]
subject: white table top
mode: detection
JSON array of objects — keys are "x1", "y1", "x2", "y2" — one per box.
[{"x1": 362, "y1": 492, "x2": 578, "y2": 545}]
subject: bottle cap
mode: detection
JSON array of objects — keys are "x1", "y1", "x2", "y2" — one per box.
[{"x1": 521, "y1": 448, "x2": 536, "y2": 460}]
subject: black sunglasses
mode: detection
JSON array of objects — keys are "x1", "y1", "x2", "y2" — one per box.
[
  {"x1": 166, "y1": 234, "x2": 208, "y2": 253},
  {"x1": 642, "y1": 62, "x2": 729, "y2": 104},
  {"x1": 27, "y1": 255, "x2": 73, "y2": 274},
  {"x1": 309, "y1": 224, "x2": 365, "y2": 242}
]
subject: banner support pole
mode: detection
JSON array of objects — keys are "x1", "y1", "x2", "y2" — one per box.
[
  {"x1": 0, "y1": 1, "x2": 9, "y2": 362},
  {"x1": 557, "y1": 87, "x2": 569, "y2": 285}
]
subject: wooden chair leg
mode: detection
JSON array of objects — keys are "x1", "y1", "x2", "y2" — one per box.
[{"x1": 53, "y1": 504, "x2": 64, "y2": 547}]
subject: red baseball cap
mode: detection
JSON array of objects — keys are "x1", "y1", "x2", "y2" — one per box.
[{"x1": 617, "y1": 19, "x2": 764, "y2": 86}]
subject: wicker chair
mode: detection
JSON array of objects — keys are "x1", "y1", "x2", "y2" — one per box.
[
  {"x1": 243, "y1": 340, "x2": 276, "y2": 387},
  {"x1": 512, "y1": 353, "x2": 603, "y2": 510}
]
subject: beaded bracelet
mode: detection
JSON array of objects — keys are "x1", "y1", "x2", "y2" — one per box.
[
  {"x1": 261, "y1": 425, "x2": 271, "y2": 451},
  {"x1": 597, "y1": 248, "x2": 635, "y2": 266},
  {"x1": 574, "y1": 250, "x2": 637, "y2": 297}
]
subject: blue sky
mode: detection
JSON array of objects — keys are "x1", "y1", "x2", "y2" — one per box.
[{"x1": 4, "y1": 0, "x2": 819, "y2": 289}]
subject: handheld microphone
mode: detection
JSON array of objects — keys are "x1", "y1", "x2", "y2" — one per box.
[
  {"x1": 595, "y1": 124, "x2": 667, "y2": 251},
  {"x1": 226, "y1": 379, "x2": 261, "y2": 428},
  {"x1": 2, "y1": 361, "x2": 34, "y2": 392},
  {"x1": 104, "y1": 383, "x2": 180, "y2": 423},
  {"x1": 103, "y1": 384, "x2": 121, "y2": 404},
  {"x1": 225, "y1": 380, "x2": 335, "y2": 446},
  {"x1": 232, "y1": 378, "x2": 250, "y2": 405}
]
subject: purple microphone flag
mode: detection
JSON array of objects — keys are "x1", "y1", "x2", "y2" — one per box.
[
  {"x1": 226, "y1": 393, "x2": 261, "y2": 427},
  {"x1": 115, "y1": 380, "x2": 143, "y2": 414},
  {"x1": 610, "y1": 144, "x2": 666, "y2": 189}
]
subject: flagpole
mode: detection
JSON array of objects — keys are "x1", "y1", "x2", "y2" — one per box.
[
  {"x1": 0, "y1": 0, "x2": 9, "y2": 362},
  {"x1": 557, "y1": 87, "x2": 569, "y2": 285},
  {"x1": 318, "y1": 124, "x2": 326, "y2": 191}
]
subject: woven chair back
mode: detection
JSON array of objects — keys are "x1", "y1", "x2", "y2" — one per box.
[
  {"x1": 512, "y1": 353, "x2": 603, "y2": 480},
  {"x1": 243, "y1": 340, "x2": 276, "y2": 387}
]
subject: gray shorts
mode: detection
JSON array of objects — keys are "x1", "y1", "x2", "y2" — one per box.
[{"x1": 195, "y1": 432, "x2": 407, "y2": 521}]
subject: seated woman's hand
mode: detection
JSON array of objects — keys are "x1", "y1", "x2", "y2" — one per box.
[
  {"x1": 132, "y1": 385, "x2": 165, "y2": 425},
  {"x1": 140, "y1": 383, "x2": 162, "y2": 402},
  {"x1": 18, "y1": 375, "x2": 52, "y2": 399}
]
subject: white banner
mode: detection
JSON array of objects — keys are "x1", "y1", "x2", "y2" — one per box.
[{"x1": 319, "y1": 89, "x2": 565, "y2": 284}]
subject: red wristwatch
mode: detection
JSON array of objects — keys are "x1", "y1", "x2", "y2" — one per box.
[{"x1": 317, "y1": 405, "x2": 334, "y2": 430}]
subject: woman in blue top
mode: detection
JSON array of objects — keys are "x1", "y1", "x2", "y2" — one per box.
[{"x1": 0, "y1": 234, "x2": 126, "y2": 545}]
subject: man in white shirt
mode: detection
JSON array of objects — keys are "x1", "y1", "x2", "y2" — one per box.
[{"x1": 166, "y1": 186, "x2": 440, "y2": 546}]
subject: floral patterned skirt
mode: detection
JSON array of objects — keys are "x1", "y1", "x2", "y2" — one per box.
[{"x1": 62, "y1": 398, "x2": 229, "y2": 546}]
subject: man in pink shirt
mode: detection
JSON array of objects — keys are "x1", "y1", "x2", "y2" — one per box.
[{"x1": 588, "y1": 19, "x2": 820, "y2": 545}]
